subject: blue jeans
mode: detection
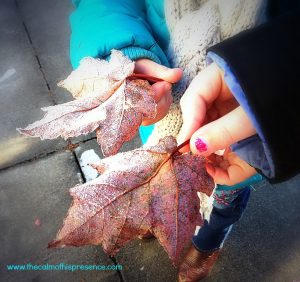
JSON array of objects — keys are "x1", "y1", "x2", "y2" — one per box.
[{"x1": 192, "y1": 186, "x2": 251, "y2": 251}]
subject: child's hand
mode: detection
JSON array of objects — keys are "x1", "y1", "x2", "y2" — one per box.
[
  {"x1": 177, "y1": 62, "x2": 258, "y2": 185},
  {"x1": 135, "y1": 59, "x2": 183, "y2": 125},
  {"x1": 205, "y1": 149, "x2": 257, "y2": 186},
  {"x1": 177, "y1": 63, "x2": 256, "y2": 155}
]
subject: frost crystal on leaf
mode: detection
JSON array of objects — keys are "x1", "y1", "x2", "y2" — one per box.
[
  {"x1": 17, "y1": 51, "x2": 157, "y2": 156},
  {"x1": 48, "y1": 136, "x2": 214, "y2": 265},
  {"x1": 58, "y1": 50, "x2": 135, "y2": 100}
]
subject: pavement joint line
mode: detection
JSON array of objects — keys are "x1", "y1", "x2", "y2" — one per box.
[
  {"x1": 109, "y1": 256, "x2": 127, "y2": 282},
  {"x1": 0, "y1": 148, "x2": 67, "y2": 173},
  {"x1": 15, "y1": 0, "x2": 57, "y2": 106},
  {"x1": 22, "y1": 21, "x2": 33, "y2": 44},
  {"x1": 70, "y1": 135, "x2": 97, "y2": 145},
  {"x1": 0, "y1": 137, "x2": 97, "y2": 172}
]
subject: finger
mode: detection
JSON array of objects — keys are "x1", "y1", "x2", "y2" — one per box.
[
  {"x1": 206, "y1": 162, "x2": 231, "y2": 184},
  {"x1": 142, "y1": 82, "x2": 172, "y2": 125},
  {"x1": 190, "y1": 106, "x2": 256, "y2": 156},
  {"x1": 227, "y1": 151, "x2": 257, "y2": 177},
  {"x1": 135, "y1": 59, "x2": 183, "y2": 83},
  {"x1": 206, "y1": 161, "x2": 256, "y2": 186},
  {"x1": 149, "y1": 81, "x2": 172, "y2": 102},
  {"x1": 180, "y1": 63, "x2": 225, "y2": 105},
  {"x1": 176, "y1": 63, "x2": 225, "y2": 146},
  {"x1": 177, "y1": 94, "x2": 206, "y2": 149}
]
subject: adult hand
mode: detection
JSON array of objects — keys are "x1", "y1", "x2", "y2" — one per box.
[{"x1": 135, "y1": 59, "x2": 183, "y2": 125}]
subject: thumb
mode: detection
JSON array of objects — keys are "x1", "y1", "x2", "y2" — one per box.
[
  {"x1": 135, "y1": 59, "x2": 183, "y2": 83},
  {"x1": 190, "y1": 106, "x2": 256, "y2": 156}
]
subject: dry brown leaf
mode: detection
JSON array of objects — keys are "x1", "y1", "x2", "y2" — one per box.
[
  {"x1": 58, "y1": 50, "x2": 135, "y2": 100},
  {"x1": 48, "y1": 136, "x2": 214, "y2": 265},
  {"x1": 18, "y1": 51, "x2": 157, "y2": 156}
]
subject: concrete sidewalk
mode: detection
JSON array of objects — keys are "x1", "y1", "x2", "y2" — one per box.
[{"x1": 1, "y1": 1, "x2": 300, "y2": 281}]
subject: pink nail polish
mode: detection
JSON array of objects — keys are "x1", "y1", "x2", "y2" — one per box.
[{"x1": 195, "y1": 137, "x2": 207, "y2": 152}]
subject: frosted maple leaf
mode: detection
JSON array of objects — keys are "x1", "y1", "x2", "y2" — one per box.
[
  {"x1": 57, "y1": 50, "x2": 135, "y2": 100},
  {"x1": 17, "y1": 50, "x2": 157, "y2": 156},
  {"x1": 48, "y1": 136, "x2": 215, "y2": 265}
]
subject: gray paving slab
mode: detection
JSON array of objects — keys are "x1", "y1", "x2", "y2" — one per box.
[
  {"x1": 205, "y1": 175, "x2": 300, "y2": 282},
  {"x1": 17, "y1": 0, "x2": 74, "y2": 104},
  {"x1": 116, "y1": 239, "x2": 177, "y2": 282},
  {"x1": 0, "y1": 0, "x2": 67, "y2": 169},
  {"x1": 0, "y1": 151, "x2": 119, "y2": 282}
]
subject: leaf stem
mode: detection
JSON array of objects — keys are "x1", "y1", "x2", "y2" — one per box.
[
  {"x1": 133, "y1": 139, "x2": 191, "y2": 188},
  {"x1": 175, "y1": 139, "x2": 191, "y2": 153},
  {"x1": 128, "y1": 73, "x2": 164, "y2": 83}
]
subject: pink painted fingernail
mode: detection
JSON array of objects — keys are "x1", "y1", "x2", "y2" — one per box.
[{"x1": 195, "y1": 137, "x2": 207, "y2": 152}]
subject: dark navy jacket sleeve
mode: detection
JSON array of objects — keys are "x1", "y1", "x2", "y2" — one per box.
[{"x1": 208, "y1": 11, "x2": 300, "y2": 183}]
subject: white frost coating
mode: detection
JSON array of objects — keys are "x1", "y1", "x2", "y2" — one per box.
[
  {"x1": 58, "y1": 50, "x2": 135, "y2": 99},
  {"x1": 194, "y1": 225, "x2": 201, "y2": 236},
  {"x1": 198, "y1": 189, "x2": 215, "y2": 222},
  {"x1": 18, "y1": 52, "x2": 156, "y2": 157},
  {"x1": 214, "y1": 149, "x2": 226, "y2": 156},
  {"x1": 79, "y1": 149, "x2": 102, "y2": 181},
  {"x1": 194, "y1": 188, "x2": 216, "y2": 236},
  {"x1": 76, "y1": 172, "x2": 84, "y2": 184}
]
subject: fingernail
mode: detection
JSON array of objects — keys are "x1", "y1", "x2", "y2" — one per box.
[{"x1": 195, "y1": 137, "x2": 207, "y2": 153}]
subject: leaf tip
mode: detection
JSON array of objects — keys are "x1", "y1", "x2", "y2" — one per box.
[
  {"x1": 17, "y1": 127, "x2": 30, "y2": 136},
  {"x1": 57, "y1": 80, "x2": 64, "y2": 88},
  {"x1": 47, "y1": 239, "x2": 64, "y2": 249},
  {"x1": 47, "y1": 240, "x2": 57, "y2": 249}
]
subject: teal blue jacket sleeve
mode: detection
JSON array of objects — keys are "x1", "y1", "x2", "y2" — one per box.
[{"x1": 70, "y1": 0, "x2": 169, "y2": 69}]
